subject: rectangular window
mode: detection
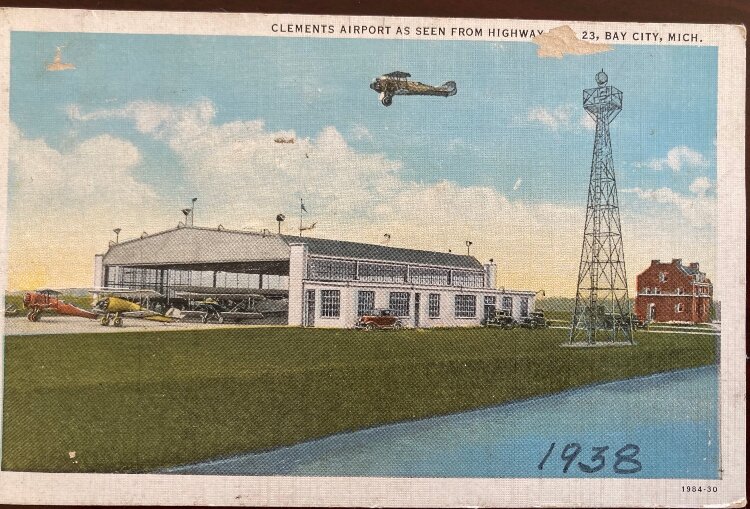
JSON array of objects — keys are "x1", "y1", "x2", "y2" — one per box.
[
  {"x1": 308, "y1": 258, "x2": 356, "y2": 281},
  {"x1": 320, "y1": 290, "x2": 340, "y2": 318},
  {"x1": 675, "y1": 302, "x2": 684, "y2": 313},
  {"x1": 520, "y1": 297, "x2": 529, "y2": 317},
  {"x1": 451, "y1": 270, "x2": 486, "y2": 288},
  {"x1": 409, "y1": 267, "x2": 450, "y2": 286},
  {"x1": 428, "y1": 293, "x2": 440, "y2": 318},
  {"x1": 389, "y1": 292, "x2": 410, "y2": 317},
  {"x1": 357, "y1": 291, "x2": 375, "y2": 317},
  {"x1": 359, "y1": 262, "x2": 408, "y2": 283},
  {"x1": 455, "y1": 295, "x2": 477, "y2": 318},
  {"x1": 502, "y1": 296, "x2": 513, "y2": 313}
]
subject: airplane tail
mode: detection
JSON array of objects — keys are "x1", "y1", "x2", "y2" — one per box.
[{"x1": 442, "y1": 81, "x2": 457, "y2": 96}]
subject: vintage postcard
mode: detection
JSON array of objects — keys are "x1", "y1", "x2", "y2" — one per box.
[{"x1": 0, "y1": 9, "x2": 745, "y2": 507}]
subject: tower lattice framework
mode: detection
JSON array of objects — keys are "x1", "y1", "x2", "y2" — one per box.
[{"x1": 569, "y1": 71, "x2": 633, "y2": 345}]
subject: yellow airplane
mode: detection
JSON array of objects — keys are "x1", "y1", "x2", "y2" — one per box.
[
  {"x1": 370, "y1": 71, "x2": 457, "y2": 106},
  {"x1": 90, "y1": 289, "x2": 174, "y2": 327}
]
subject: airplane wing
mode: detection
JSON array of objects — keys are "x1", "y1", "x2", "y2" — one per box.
[
  {"x1": 88, "y1": 288, "x2": 164, "y2": 299},
  {"x1": 174, "y1": 291, "x2": 266, "y2": 300},
  {"x1": 384, "y1": 71, "x2": 411, "y2": 78},
  {"x1": 36, "y1": 289, "x2": 63, "y2": 296},
  {"x1": 95, "y1": 307, "x2": 175, "y2": 322}
]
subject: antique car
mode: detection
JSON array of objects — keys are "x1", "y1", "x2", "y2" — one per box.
[
  {"x1": 355, "y1": 308, "x2": 404, "y2": 330},
  {"x1": 630, "y1": 313, "x2": 652, "y2": 330},
  {"x1": 518, "y1": 310, "x2": 550, "y2": 329},
  {"x1": 599, "y1": 312, "x2": 646, "y2": 331},
  {"x1": 485, "y1": 309, "x2": 516, "y2": 329}
]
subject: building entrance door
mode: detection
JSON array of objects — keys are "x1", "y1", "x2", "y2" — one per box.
[
  {"x1": 304, "y1": 289, "x2": 315, "y2": 327},
  {"x1": 648, "y1": 303, "x2": 656, "y2": 321},
  {"x1": 414, "y1": 293, "x2": 421, "y2": 327},
  {"x1": 484, "y1": 296, "x2": 497, "y2": 323}
]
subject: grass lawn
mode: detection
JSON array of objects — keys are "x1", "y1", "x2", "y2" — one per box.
[
  {"x1": 648, "y1": 322, "x2": 717, "y2": 329},
  {"x1": 2, "y1": 326, "x2": 716, "y2": 473}
]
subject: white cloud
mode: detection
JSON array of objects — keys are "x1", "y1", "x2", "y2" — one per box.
[
  {"x1": 579, "y1": 112, "x2": 596, "y2": 131},
  {"x1": 68, "y1": 99, "x2": 219, "y2": 141},
  {"x1": 689, "y1": 176, "x2": 712, "y2": 195},
  {"x1": 526, "y1": 104, "x2": 594, "y2": 131},
  {"x1": 7, "y1": 124, "x2": 173, "y2": 290},
  {"x1": 635, "y1": 146, "x2": 709, "y2": 172},
  {"x1": 351, "y1": 124, "x2": 373, "y2": 141},
  {"x1": 527, "y1": 105, "x2": 572, "y2": 130},
  {"x1": 47, "y1": 99, "x2": 716, "y2": 296},
  {"x1": 622, "y1": 180, "x2": 716, "y2": 228}
]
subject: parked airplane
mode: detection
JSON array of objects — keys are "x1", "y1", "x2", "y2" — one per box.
[
  {"x1": 171, "y1": 290, "x2": 272, "y2": 324},
  {"x1": 369, "y1": 71, "x2": 457, "y2": 106},
  {"x1": 90, "y1": 289, "x2": 174, "y2": 327},
  {"x1": 22, "y1": 289, "x2": 97, "y2": 322}
]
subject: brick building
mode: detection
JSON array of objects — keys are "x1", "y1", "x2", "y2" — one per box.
[{"x1": 634, "y1": 259, "x2": 713, "y2": 323}]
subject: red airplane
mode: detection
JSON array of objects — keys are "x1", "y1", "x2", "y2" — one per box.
[{"x1": 22, "y1": 289, "x2": 97, "y2": 322}]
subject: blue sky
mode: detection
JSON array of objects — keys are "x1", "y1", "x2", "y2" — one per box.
[
  {"x1": 10, "y1": 32, "x2": 717, "y2": 202},
  {"x1": 6, "y1": 32, "x2": 718, "y2": 294}
]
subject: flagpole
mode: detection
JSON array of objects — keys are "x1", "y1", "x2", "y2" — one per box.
[{"x1": 299, "y1": 198, "x2": 303, "y2": 237}]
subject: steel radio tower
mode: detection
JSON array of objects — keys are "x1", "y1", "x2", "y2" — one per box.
[{"x1": 569, "y1": 70, "x2": 633, "y2": 345}]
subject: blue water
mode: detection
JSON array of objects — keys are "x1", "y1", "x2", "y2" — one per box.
[{"x1": 165, "y1": 366, "x2": 719, "y2": 478}]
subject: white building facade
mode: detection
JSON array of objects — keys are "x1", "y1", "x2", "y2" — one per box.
[{"x1": 288, "y1": 242, "x2": 535, "y2": 329}]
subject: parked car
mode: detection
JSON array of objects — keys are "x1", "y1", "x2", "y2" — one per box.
[
  {"x1": 519, "y1": 310, "x2": 550, "y2": 329},
  {"x1": 599, "y1": 312, "x2": 646, "y2": 331},
  {"x1": 485, "y1": 309, "x2": 516, "y2": 329},
  {"x1": 626, "y1": 313, "x2": 650, "y2": 330},
  {"x1": 355, "y1": 308, "x2": 404, "y2": 330}
]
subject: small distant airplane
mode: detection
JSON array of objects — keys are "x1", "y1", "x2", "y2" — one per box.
[
  {"x1": 370, "y1": 71, "x2": 457, "y2": 106},
  {"x1": 46, "y1": 46, "x2": 76, "y2": 72},
  {"x1": 22, "y1": 289, "x2": 97, "y2": 322}
]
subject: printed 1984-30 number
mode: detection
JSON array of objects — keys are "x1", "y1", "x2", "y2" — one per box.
[{"x1": 682, "y1": 486, "x2": 718, "y2": 493}]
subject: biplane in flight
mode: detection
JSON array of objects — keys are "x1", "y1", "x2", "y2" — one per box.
[{"x1": 369, "y1": 71, "x2": 457, "y2": 106}]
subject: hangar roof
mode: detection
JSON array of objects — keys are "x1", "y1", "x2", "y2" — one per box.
[
  {"x1": 102, "y1": 227, "x2": 290, "y2": 268},
  {"x1": 102, "y1": 227, "x2": 483, "y2": 271},
  {"x1": 283, "y1": 235, "x2": 483, "y2": 270}
]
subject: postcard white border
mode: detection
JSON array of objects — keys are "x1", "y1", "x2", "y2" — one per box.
[{"x1": 0, "y1": 9, "x2": 744, "y2": 507}]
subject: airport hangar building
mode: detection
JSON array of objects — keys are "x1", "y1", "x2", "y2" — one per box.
[{"x1": 94, "y1": 226, "x2": 537, "y2": 328}]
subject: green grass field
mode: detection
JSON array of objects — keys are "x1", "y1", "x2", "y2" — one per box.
[{"x1": 2, "y1": 326, "x2": 716, "y2": 473}]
